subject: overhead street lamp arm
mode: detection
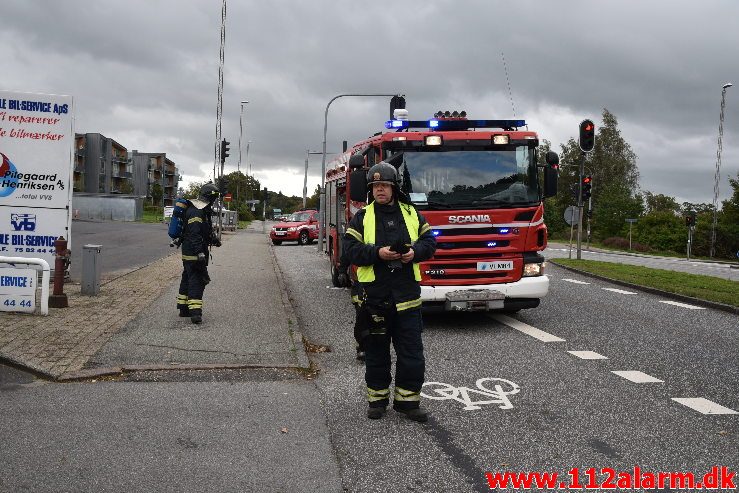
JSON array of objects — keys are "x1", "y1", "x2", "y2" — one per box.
[{"x1": 317, "y1": 93, "x2": 404, "y2": 252}]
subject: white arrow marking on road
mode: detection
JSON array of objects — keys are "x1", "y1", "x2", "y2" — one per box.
[
  {"x1": 568, "y1": 350, "x2": 608, "y2": 360},
  {"x1": 562, "y1": 278, "x2": 590, "y2": 284},
  {"x1": 602, "y1": 288, "x2": 637, "y2": 295},
  {"x1": 490, "y1": 314, "x2": 565, "y2": 343},
  {"x1": 658, "y1": 300, "x2": 705, "y2": 310},
  {"x1": 611, "y1": 370, "x2": 664, "y2": 383},
  {"x1": 671, "y1": 397, "x2": 738, "y2": 415}
]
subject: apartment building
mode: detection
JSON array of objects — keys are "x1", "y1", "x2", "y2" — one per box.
[{"x1": 74, "y1": 134, "x2": 179, "y2": 206}]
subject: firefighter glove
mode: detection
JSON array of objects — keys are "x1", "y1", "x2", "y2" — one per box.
[{"x1": 197, "y1": 252, "x2": 206, "y2": 263}]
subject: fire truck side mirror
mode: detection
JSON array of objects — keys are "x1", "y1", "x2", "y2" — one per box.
[
  {"x1": 349, "y1": 170, "x2": 368, "y2": 202},
  {"x1": 348, "y1": 154, "x2": 364, "y2": 170}
]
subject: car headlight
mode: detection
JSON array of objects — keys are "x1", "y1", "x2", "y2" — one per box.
[
  {"x1": 287, "y1": 227, "x2": 297, "y2": 232},
  {"x1": 271, "y1": 227, "x2": 276, "y2": 232},
  {"x1": 523, "y1": 262, "x2": 544, "y2": 277}
]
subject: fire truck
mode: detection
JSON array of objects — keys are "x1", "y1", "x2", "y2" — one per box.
[{"x1": 324, "y1": 109, "x2": 559, "y2": 312}]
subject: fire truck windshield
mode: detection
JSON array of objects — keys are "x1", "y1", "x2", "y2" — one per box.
[{"x1": 394, "y1": 147, "x2": 539, "y2": 209}]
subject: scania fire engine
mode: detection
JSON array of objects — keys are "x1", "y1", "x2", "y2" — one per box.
[{"x1": 324, "y1": 109, "x2": 559, "y2": 312}]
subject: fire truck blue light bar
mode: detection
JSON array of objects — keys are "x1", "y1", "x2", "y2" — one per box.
[{"x1": 385, "y1": 119, "x2": 526, "y2": 131}]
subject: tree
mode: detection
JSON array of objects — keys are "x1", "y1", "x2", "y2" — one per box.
[
  {"x1": 644, "y1": 191, "x2": 679, "y2": 215},
  {"x1": 151, "y1": 183, "x2": 163, "y2": 206}
]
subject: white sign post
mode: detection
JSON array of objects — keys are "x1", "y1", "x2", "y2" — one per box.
[{"x1": 0, "y1": 90, "x2": 74, "y2": 267}]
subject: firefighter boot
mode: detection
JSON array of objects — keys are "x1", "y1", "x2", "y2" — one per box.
[
  {"x1": 367, "y1": 406, "x2": 386, "y2": 420},
  {"x1": 190, "y1": 310, "x2": 202, "y2": 324},
  {"x1": 179, "y1": 308, "x2": 190, "y2": 317},
  {"x1": 394, "y1": 406, "x2": 428, "y2": 423}
]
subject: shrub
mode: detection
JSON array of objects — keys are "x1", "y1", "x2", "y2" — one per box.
[{"x1": 602, "y1": 236, "x2": 650, "y2": 252}]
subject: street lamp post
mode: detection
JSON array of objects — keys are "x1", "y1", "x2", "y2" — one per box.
[
  {"x1": 710, "y1": 83, "x2": 732, "y2": 258},
  {"x1": 305, "y1": 150, "x2": 337, "y2": 209},
  {"x1": 317, "y1": 93, "x2": 403, "y2": 252},
  {"x1": 238, "y1": 100, "x2": 248, "y2": 205}
]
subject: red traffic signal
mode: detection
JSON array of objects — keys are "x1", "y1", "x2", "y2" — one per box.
[
  {"x1": 581, "y1": 175, "x2": 592, "y2": 200},
  {"x1": 579, "y1": 119, "x2": 595, "y2": 152}
]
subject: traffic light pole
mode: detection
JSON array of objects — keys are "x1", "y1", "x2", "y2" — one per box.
[{"x1": 576, "y1": 151, "x2": 585, "y2": 260}]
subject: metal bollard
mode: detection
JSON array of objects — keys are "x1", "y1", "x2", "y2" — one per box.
[
  {"x1": 48, "y1": 236, "x2": 70, "y2": 308},
  {"x1": 81, "y1": 244, "x2": 103, "y2": 296}
]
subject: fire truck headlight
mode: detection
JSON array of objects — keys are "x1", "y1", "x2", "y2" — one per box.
[
  {"x1": 523, "y1": 262, "x2": 544, "y2": 277},
  {"x1": 492, "y1": 135, "x2": 509, "y2": 145},
  {"x1": 425, "y1": 135, "x2": 443, "y2": 146}
]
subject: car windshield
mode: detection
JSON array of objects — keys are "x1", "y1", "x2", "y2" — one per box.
[
  {"x1": 394, "y1": 148, "x2": 540, "y2": 209},
  {"x1": 287, "y1": 212, "x2": 311, "y2": 222}
]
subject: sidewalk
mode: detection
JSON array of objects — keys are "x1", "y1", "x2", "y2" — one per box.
[{"x1": 0, "y1": 222, "x2": 309, "y2": 380}]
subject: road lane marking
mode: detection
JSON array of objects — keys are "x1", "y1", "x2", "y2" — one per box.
[
  {"x1": 659, "y1": 300, "x2": 706, "y2": 310},
  {"x1": 671, "y1": 397, "x2": 739, "y2": 415},
  {"x1": 602, "y1": 288, "x2": 637, "y2": 295},
  {"x1": 567, "y1": 350, "x2": 608, "y2": 360},
  {"x1": 562, "y1": 278, "x2": 590, "y2": 284},
  {"x1": 490, "y1": 314, "x2": 565, "y2": 343},
  {"x1": 611, "y1": 370, "x2": 664, "y2": 383}
]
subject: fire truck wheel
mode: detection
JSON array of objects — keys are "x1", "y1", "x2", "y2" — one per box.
[
  {"x1": 271, "y1": 239, "x2": 282, "y2": 246},
  {"x1": 298, "y1": 230, "x2": 310, "y2": 245}
]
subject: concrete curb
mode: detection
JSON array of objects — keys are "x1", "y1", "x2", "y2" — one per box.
[
  {"x1": 265, "y1": 234, "x2": 311, "y2": 370},
  {"x1": 548, "y1": 259, "x2": 739, "y2": 315}
]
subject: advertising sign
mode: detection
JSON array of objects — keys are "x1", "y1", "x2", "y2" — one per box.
[
  {"x1": 0, "y1": 90, "x2": 74, "y2": 265},
  {"x1": 0, "y1": 266, "x2": 36, "y2": 313}
]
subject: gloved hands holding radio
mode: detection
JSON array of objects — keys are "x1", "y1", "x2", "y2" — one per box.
[{"x1": 197, "y1": 252, "x2": 207, "y2": 263}]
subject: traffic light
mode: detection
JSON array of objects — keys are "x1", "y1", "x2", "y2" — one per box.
[
  {"x1": 390, "y1": 95, "x2": 406, "y2": 120},
  {"x1": 685, "y1": 214, "x2": 696, "y2": 227},
  {"x1": 579, "y1": 119, "x2": 595, "y2": 153},
  {"x1": 581, "y1": 175, "x2": 592, "y2": 201},
  {"x1": 220, "y1": 138, "x2": 230, "y2": 165}
]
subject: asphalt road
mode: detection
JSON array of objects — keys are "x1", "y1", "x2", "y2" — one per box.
[
  {"x1": 68, "y1": 219, "x2": 174, "y2": 282},
  {"x1": 273, "y1": 241, "x2": 738, "y2": 492},
  {"x1": 2, "y1": 222, "x2": 736, "y2": 492}
]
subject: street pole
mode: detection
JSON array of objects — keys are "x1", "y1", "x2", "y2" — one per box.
[
  {"x1": 317, "y1": 93, "x2": 403, "y2": 253},
  {"x1": 576, "y1": 151, "x2": 584, "y2": 259},
  {"x1": 710, "y1": 83, "x2": 732, "y2": 258},
  {"x1": 304, "y1": 150, "x2": 309, "y2": 209},
  {"x1": 238, "y1": 100, "x2": 248, "y2": 206}
]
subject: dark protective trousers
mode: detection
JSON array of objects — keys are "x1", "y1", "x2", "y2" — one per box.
[
  {"x1": 177, "y1": 260, "x2": 208, "y2": 315},
  {"x1": 364, "y1": 308, "x2": 424, "y2": 410}
]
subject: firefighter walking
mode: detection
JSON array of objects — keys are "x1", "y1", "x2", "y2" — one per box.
[
  {"x1": 176, "y1": 183, "x2": 221, "y2": 324},
  {"x1": 344, "y1": 162, "x2": 436, "y2": 422}
]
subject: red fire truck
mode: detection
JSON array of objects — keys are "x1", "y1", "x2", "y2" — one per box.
[{"x1": 324, "y1": 110, "x2": 559, "y2": 312}]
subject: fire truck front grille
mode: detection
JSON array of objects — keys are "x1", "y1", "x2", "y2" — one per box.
[
  {"x1": 436, "y1": 240, "x2": 510, "y2": 250},
  {"x1": 435, "y1": 226, "x2": 500, "y2": 237}
]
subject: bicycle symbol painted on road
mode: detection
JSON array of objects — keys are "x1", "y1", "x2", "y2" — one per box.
[{"x1": 421, "y1": 378, "x2": 520, "y2": 411}]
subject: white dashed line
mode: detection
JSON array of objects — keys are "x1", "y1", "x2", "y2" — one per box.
[
  {"x1": 562, "y1": 279, "x2": 590, "y2": 284},
  {"x1": 671, "y1": 398, "x2": 739, "y2": 415},
  {"x1": 602, "y1": 288, "x2": 637, "y2": 295},
  {"x1": 567, "y1": 350, "x2": 608, "y2": 360},
  {"x1": 490, "y1": 314, "x2": 565, "y2": 343},
  {"x1": 658, "y1": 300, "x2": 706, "y2": 310},
  {"x1": 611, "y1": 370, "x2": 664, "y2": 383}
]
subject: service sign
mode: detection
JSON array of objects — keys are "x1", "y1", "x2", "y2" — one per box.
[
  {"x1": 0, "y1": 207, "x2": 67, "y2": 264},
  {"x1": 0, "y1": 90, "x2": 73, "y2": 265},
  {"x1": 0, "y1": 266, "x2": 36, "y2": 313}
]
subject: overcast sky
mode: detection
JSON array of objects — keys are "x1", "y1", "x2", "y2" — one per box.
[{"x1": 3, "y1": 0, "x2": 738, "y2": 206}]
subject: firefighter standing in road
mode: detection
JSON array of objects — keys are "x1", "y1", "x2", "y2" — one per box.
[
  {"x1": 176, "y1": 183, "x2": 221, "y2": 324},
  {"x1": 344, "y1": 161, "x2": 436, "y2": 422}
]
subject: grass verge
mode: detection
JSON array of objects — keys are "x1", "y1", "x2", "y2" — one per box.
[{"x1": 551, "y1": 259, "x2": 738, "y2": 308}]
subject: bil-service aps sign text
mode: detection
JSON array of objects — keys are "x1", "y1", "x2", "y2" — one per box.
[{"x1": 0, "y1": 90, "x2": 74, "y2": 266}]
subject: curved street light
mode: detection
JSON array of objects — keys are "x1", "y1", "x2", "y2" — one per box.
[
  {"x1": 710, "y1": 83, "x2": 732, "y2": 258},
  {"x1": 316, "y1": 93, "x2": 403, "y2": 252}
]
